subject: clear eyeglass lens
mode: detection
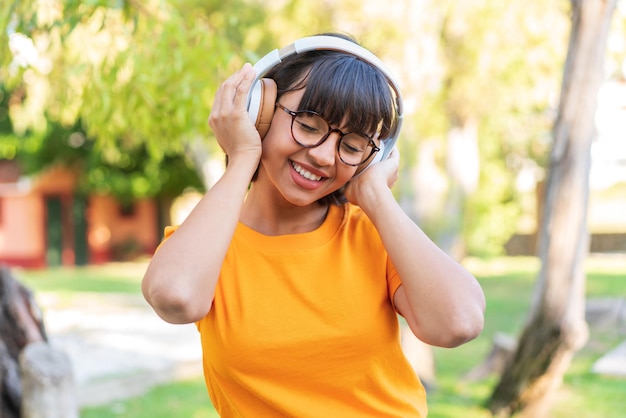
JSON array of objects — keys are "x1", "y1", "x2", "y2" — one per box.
[
  {"x1": 292, "y1": 111, "x2": 372, "y2": 165},
  {"x1": 293, "y1": 113, "x2": 327, "y2": 145},
  {"x1": 339, "y1": 134, "x2": 372, "y2": 165}
]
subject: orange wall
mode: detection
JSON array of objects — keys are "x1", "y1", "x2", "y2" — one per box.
[
  {"x1": 87, "y1": 195, "x2": 158, "y2": 261},
  {"x1": 0, "y1": 193, "x2": 45, "y2": 259},
  {"x1": 1, "y1": 164, "x2": 160, "y2": 267},
  {"x1": 33, "y1": 165, "x2": 77, "y2": 194}
]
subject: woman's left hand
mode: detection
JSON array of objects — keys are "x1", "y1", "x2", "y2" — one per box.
[{"x1": 344, "y1": 146, "x2": 400, "y2": 208}]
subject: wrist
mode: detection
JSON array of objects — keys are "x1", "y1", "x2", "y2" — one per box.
[
  {"x1": 224, "y1": 150, "x2": 260, "y2": 179},
  {"x1": 227, "y1": 148, "x2": 261, "y2": 166}
]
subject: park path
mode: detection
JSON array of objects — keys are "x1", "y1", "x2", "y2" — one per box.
[{"x1": 39, "y1": 292, "x2": 203, "y2": 407}]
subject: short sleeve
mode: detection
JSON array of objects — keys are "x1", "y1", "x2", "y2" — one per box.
[
  {"x1": 386, "y1": 257, "x2": 402, "y2": 310},
  {"x1": 155, "y1": 225, "x2": 179, "y2": 252}
]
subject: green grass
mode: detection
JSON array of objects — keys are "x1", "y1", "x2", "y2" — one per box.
[
  {"x1": 18, "y1": 256, "x2": 626, "y2": 417},
  {"x1": 80, "y1": 379, "x2": 219, "y2": 418},
  {"x1": 427, "y1": 256, "x2": 626, "y2": 418},
  {"x1": 16, "y1": 262, "x2": 146, "y2": 295}
]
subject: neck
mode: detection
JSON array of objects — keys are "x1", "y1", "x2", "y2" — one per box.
[{"x1": 241, "y1": 187, "x2": 330, "y2": 236}]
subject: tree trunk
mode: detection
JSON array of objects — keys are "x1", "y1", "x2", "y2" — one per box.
[
  {"x1": 0, "y1": 266, "x2": 48, "y2": 418},
  {"x1": 487, "y1": 1, "x2": 617, "y2": 417}
]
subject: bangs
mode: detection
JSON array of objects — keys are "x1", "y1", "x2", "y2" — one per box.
[{"x1": 274, "y1": 53, "x2": 396, "y2": 139}]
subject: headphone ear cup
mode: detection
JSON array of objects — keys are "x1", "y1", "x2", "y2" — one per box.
[{"x1": 249, "y1": 78, "x2": 277, "y2": 139}]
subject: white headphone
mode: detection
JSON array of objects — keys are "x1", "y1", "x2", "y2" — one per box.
[{"x1": 246, "y1": 35, "x2": 403, "y2": 166}]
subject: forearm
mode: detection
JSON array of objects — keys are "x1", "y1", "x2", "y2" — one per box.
[
  {"x1": 359, "y1": 185, "x2": 485, "y2": 346},
  {"x1": 142, "y1": 155, "x2": 258, "y2": 324}
]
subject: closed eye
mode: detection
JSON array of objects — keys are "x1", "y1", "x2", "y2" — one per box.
[
  {"x1": 295, "y1": 120, "x2": 321, "y2": 134},
  {"x1": 340, "y1": 141, "x2": 365, "y2": 155}
]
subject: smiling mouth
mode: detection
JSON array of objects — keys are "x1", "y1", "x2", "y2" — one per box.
[{"x1": 291, "y1": 161, "x2": 324, "y2": 182}]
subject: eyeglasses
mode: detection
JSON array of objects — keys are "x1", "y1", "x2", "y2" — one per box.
[{"x1": 276, "y1": 103, "x2": 380, "y2": 167}]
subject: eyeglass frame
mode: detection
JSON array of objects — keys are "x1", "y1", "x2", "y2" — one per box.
[{"x1": 275, "y1": 102, "x2": 381, "y2": 167}]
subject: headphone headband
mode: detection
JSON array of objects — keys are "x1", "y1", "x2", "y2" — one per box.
[{"x1": 247, "y1": 35, "x2": 403, "y2": 162}]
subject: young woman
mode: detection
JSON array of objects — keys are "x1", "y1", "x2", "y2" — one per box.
[{"x1": 142, "y1": 33, "x2": 485, "y2": 417}]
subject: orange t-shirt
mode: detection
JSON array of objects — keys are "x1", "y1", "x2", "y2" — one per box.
[{"x1": 163, "y1": 203, "x2": 427, "y2": 417}]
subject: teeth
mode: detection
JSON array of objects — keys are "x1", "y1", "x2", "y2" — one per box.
[{"x1": 292, "y1": 162, "x2": 322, "y2": 181}]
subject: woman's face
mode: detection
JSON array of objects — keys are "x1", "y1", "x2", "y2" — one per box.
[{"x1": 256, "y1": 88, "x2": 359, "y2": 207}]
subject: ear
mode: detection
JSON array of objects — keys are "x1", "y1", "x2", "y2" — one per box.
[{"x1": 248, "y1": 78, "x2": 277, "y2": 139}]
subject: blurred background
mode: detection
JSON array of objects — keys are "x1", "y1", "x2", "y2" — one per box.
[
  {"x1": 0, "y1": 0, "x2": 625, "y2": 417},
  {"x1": 1, "y1": 0, "x2": 626, "y2": 266}
]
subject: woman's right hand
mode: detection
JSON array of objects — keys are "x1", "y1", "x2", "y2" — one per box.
[
  {"x1": 209, "y1": 63, "x2": 262, "y2": 165},
  {"x1": 144, "y1": 65, "x2": 262, "y2": 325}
]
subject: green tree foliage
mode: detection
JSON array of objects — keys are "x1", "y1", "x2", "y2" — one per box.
[
  {"x1": 0, "y1": 0, "x2": 277, "y2": 200},
  {"x1": 1, "y1": 79, "x2": 203, "y2": 202}
]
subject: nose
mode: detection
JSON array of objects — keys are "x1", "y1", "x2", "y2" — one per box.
[{"x1": 307, "y1": 131, "x2": 340, "y2": 166}]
